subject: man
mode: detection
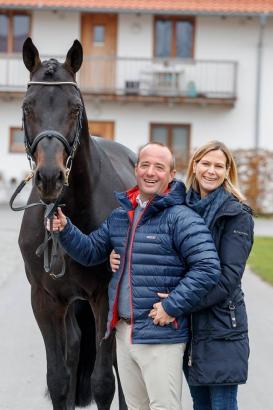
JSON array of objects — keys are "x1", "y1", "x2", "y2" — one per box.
[{"x1": 50, "y1": 143, "x2": 220, "y2": 410}]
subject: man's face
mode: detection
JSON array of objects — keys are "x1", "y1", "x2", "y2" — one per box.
[{"x1": 135, "y1": 145, "x2": 176, "y2": 201}]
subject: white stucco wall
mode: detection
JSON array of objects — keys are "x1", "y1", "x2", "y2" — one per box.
[
  {"x1": 32, "y1": 11, "x2": 81, "y2": 56},
  {"x1": 0, "y1": 97, "x2": 30, "y2": 182},
  {"x1": 117, "y1": 14, "x2": 153, "y2": 57},
  {"x1": 195, "y1": 15, "x2": 273, "y2": 150},
  {"x1": 259, "y1": 18, "x2": 273, "y2": 149}
]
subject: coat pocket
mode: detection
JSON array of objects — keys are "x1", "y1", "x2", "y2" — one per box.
[{"x1": 209, "y1": 299, "x2": 248, "y2": 332}]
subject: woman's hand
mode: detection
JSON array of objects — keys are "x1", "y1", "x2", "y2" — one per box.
[
  {"x1": 110, "y1": 249, "x2": 121, "y2": 272},
  {"x1": 148, "y1": 292, "x2": 169, "y2": 322}
]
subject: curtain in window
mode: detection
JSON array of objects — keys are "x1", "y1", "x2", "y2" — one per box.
[
  {"x1": 151, "y1": 125, "x2": 189, "y2": 171},
  {"x1": 0, "y1": 15, "x2": 8, "y2": 52},
  {"x1": 172, "y1": 126, "x2": 189, "y2": 169},
  {"x1": 13, "y1": 15, "x2": 29, "y2": 52},
  {"x1": 176, "y1": 21, "x2": 193, "y2": 58},
  {"x1": 151, "y1": 126, "x2": 168, "y2": 144},
  {"x1": 155, "y1": 20, "x2": 172, "y2": 57}
]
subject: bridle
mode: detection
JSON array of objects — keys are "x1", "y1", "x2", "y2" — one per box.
[
  {"x1": 24, "y1": 80, "x2": 83, "y2": 173},
  {"x1": 10, "y1": 80, "x2": 83, "y2": 279}
]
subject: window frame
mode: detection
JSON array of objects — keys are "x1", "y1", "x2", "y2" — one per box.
[
  {"x1": 150, "y1": 123, "x2": 191, "y2": 172},
  {"x1": 153, "y1": 15, "x2": 195, "y2": 59},
  {"x1": 9, "y1": 127, "x2": 25, "y2": 153},
  {"x1": 0, "y1": 11, "x2": 31, "y2": 54}
]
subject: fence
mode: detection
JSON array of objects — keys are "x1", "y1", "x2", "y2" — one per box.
[{"x1": 0, "y1": 54, "x2": 237, "y2": 99}]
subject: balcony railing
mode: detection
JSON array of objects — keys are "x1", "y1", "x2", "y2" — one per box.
[{"x1": 0, "y1": 54, "x2": 237, "y2": 101}]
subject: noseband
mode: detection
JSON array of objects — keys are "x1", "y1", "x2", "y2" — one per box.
[{"x1": 10, "y1": 80, "x2": 83, "y2": 279}]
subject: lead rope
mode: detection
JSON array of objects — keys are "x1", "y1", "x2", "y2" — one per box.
[
  {"x1": 36, "y1": 203, "x2": 66, "y2": 280},
  {"x1": 9, "y1": 171, "x2": 41, "y2": 211},
  {"x1": 9, "y1": 172, "x2": 68, "y2": 279}
]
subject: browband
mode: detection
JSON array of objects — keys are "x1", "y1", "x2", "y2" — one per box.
[{"x1": 28, "y1": 81, "x2": 79, "y2": 88}]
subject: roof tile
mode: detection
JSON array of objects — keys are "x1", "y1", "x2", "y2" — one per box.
[{"x1": 0, "y1": 0, "x2": 273, "y2": 14}]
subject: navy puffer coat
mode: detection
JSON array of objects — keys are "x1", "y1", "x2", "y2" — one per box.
[
  {"x1": 185, "y1": 196, "x2": 254, "y2": 385},
  {"x1": 59, "y1": 180, "x2": 220, "y2": 344}
]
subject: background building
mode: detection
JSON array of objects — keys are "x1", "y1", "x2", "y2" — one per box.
[{"x1": 0, "y1": 0, "x2": 273, "y2": 199}]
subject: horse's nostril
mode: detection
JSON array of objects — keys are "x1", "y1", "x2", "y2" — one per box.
[
  {"x1": 36, "y1": 170, "x2": 42, "y2": 184},
  {"x1": 57, "y1": 171, "x2": 64, "y2": 182}
]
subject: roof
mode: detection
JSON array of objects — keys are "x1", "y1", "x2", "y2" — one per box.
[{"x1": 0, "y1": 1, "x2": 273, "y2": 16}]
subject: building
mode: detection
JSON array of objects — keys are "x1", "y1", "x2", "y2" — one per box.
[{"x1": 1, "y1": 0, "x2": 273, "y2": 191}]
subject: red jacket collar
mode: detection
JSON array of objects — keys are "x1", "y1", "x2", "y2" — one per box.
[{"x1": 126, "y1": 185, "x2": 171, "y2": 208}]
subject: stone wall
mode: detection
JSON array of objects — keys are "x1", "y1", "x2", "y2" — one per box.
[{"x1": 234, "y1": 149, "x2": 273, "y2": 215}]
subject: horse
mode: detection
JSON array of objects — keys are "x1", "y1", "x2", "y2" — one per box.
[{"x1": 16, "y1": 37, "x2": 136, "y2": 410}]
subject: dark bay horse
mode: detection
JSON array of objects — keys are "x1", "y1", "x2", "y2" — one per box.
[{"x1": 18, "y1": 38, "x2": 136, "y2": 409}]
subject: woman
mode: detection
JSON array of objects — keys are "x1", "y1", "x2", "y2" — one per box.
[{"x1": 110, "y1": 140, "x2": 254, "y2": 410}]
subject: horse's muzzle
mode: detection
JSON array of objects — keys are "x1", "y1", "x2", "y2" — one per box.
[{"x1": 35, "y1": 167, "x2": 65, "y2": 203}]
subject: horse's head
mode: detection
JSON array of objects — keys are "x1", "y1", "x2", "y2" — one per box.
[{"x1": 22, "y1": 38, "x2": 83, "y2": 203}]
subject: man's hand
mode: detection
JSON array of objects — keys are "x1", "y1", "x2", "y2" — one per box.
[
  {"x1": 46, "y1": 207, "x2": 67, "y2": 232},
  {"x1": 148, "y1": 301, "x2": 175, "y2": 326}
]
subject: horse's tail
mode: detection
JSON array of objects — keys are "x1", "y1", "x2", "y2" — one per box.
[{"x1": 74, "y1": 300, "x2": 96, "y2": 407}]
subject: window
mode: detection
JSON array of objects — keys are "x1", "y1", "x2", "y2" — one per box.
[
  {"x1": 93, "y1": 25, "x2": 105, "y2": 45},
  {"x1": 88, "y1": 121, "x2": 115, "y2": 140},
  {"x1": 0, "y1": 15, "x2": 8, "y2": 52},
  {"x1": 10, "y1": 128, "x2": 25, "y2": 153},
  {"x1": 150, "y1": 124, "x2": 190, "y2": 172},
  {"x1": 0, "y1": 13, "x2": 30, "y2": 53},
  {"x1": 154, "y1": 17, "x2": 194, "y2": 58}
]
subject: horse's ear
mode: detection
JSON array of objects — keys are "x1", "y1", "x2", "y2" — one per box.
[
  {"x1": 64, "y1": 40, "x2": 83, "y2": 74},
  {"x1": 23, "y1": 37, "x2": 41, "y2": 72}
]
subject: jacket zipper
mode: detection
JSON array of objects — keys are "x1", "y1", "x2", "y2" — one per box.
[
  {"x1": 108, "y1": 223, "x2": 132, "y2": 335},
  {"x1": 188, "y1": 314, "x2": 193, "y2": 367},
  {"x1": 128, "y1": 207, "x2": 147, "y2": 343},
  {"x1": 127, "y1": 199, "x2": 153, "y2": 343},
  {"x1": 228, "y1": 300, "x2": 237, "y2": 328}
]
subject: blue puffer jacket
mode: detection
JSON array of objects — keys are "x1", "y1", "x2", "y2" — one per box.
[{"x1": 59, "y1": 180, "x2": 221, "y2": 344}]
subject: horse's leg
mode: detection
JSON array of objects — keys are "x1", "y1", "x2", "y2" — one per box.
[
  {"x1": 90, "y1": 296, "x2": 116, "y2": 410},
  {"x1": 65, "y1": 304, "x2": 82, "y2": 408},
  {"x1": 73, "y1": 300, "x2": 96, "y2": 407},
  {"x1": 31, "y1": 285, "x2": 72, "y2": 410}
]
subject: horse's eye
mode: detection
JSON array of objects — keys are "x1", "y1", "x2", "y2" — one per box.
[
  {"x1": 71, "y1": 106, "x2": 82, "y2": 118},
  {"x1": 23, "y1": 104, "x2": 32, "y2": 116}
]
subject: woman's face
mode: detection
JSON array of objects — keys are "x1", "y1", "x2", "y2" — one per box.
[{"x1": 193, "y1": 149, "x2": 228, "y2": 198}]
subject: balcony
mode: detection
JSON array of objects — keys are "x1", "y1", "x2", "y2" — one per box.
[{"x1": 0, "y1": 54, "x2": 237, "y2": 106}]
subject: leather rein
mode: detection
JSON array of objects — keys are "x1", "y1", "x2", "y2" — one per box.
[{"x1": 9, "y1": 80, "x2": 83, "y2": 279}]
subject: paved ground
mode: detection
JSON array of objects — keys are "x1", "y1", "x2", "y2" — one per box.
[
  {"x1": 253, "y1": 217, "x2": 273, "y2": 236},
  {"x1": 0, "y1": 205, "x2": 273, "y2": 409}
]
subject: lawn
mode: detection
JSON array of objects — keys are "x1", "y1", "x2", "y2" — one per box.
[{"x1": 248, "y1": 236, "x2": 273, "y2": 286}]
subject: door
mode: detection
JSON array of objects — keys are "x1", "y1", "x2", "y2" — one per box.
[
  {"x1": 88, "y1": 121, "x2": 115, "y2": 140},
  {"x1": 81, "y1": 14, "x2": 117, "y2": 91}
]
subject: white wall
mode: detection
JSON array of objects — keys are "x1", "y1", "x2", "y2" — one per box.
[
  {"x1": 117, "y1": 14, "x2": 153, "y2": 57},
  {"x1": 32, "y1": 11, "x2": 81, "y2": 56},
  {"x1": 196, "y1": 15, "x2": 273, "y2": 150},
  {"x1": 0, "y1": 97, "x2": 30, "y2": 181},
  {"x1": 259, "y1": 18, "x2": 273, "y2": 149}
]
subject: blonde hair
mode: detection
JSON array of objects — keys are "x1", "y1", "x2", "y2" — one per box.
[{"x1": 186, "y1": 140, "x2": 245, "y2": 202}]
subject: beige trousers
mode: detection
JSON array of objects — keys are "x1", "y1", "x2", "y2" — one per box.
[{"x1": 115, "y1": 320, "x2": 186, "y2": 410}]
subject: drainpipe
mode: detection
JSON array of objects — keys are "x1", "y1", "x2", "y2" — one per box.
[{"x1": 254, "y1": 14, "x2": 267, "y2": 149}]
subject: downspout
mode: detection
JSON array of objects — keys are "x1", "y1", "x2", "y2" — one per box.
[{"x1": 254, "y1": 14, "x2": 267, "y2": 149}]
